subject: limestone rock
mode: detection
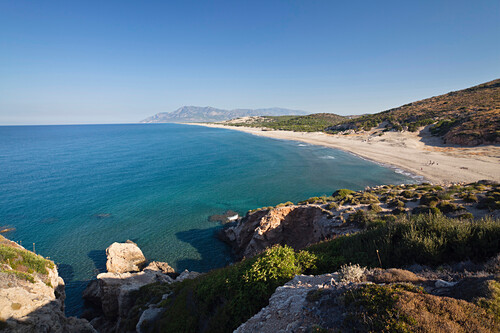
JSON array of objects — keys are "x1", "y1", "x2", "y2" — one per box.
[
  {"x1": 82, "y1": 241, "x2": 197, "y2": 332},
  {"x1": 0, "y1": 239, "x2": 95, "y2": 332},
  {"x1": 144, "y1": 261, "x2": 175, "y2": 274},
  {"x1": 222, "y1": 205, "x2": 358, "y2": 259},
  {"x1": 175, "y1": 269, "x2": 202, "y2": 282},
  {"x1": 136, "y1": 306, "x2": 164, "y2": 333},
  {"x1": 105, "y1": 241, "x2": 147, "y2": 274}
]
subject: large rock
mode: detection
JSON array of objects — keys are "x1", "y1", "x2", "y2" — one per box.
[
  {"x1": 221, "y1": 205, "x2": 357, "y2": 259},
  {"x1": 83, "y1": 241, "x2": 201, "y2": 333},
  {"x1": 84, "y1": 270, "x2": 173, "y2": 319},
  {"x1": 105, "y1": 241, "x2": 147, "y2": 274}
]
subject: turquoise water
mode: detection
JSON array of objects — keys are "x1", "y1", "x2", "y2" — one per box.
[{"x1": 0, "y1": 123, "x2": 415, "y2": 315}]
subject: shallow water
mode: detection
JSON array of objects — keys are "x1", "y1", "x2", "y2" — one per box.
[{"x1": 0, "y1": 123, "x2": 415, "y2": 315}]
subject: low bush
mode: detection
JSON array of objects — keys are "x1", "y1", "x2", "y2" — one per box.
[
  {"x1": 401, "y1": 190, "x2": 414, "y2": 199},
  {"x1": 327, "y1": 202, "x2": 339, "y2": 210},
  {"x1": 369, "y1": 203, "x2": 382, "y2": 213},
  {"x1": 412, "y1": 206, "x2": 441, "y2": 215},
  {"x1": 462, "y1": 192, "x2": 479, "y2": 203},
  {"x1": 332, "y1": 189, "x2": 356, "y2": 199},
  {"x1": 154, "y1": 245, "x2": 317, "y2": 332},
  {"x1": 437, "y1": 201, "x2": 459, "y2": 214},
  {"x1": 308, "y1": 214, "x2": 500, "y2": 273},
  {"x1": 420, "y1": 194, "x2": 439, "y2": 207}
]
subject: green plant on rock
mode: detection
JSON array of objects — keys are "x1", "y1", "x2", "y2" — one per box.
[{"x1": 332, "y1": 189, "x2": 356, "y2": 199}]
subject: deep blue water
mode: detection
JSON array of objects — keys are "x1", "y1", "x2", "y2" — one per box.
[{"x1": 0, "y1": 123, "x2": 415, "y2": 315}]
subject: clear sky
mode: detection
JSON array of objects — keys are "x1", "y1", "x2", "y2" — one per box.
[{"x1": 0, "y1": 0, "x2": 499, "y2": 125}]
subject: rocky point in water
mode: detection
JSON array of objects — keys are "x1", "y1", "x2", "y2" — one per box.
[{"x1": 82, "y1": 240, "x2": 200, "y2": 333}]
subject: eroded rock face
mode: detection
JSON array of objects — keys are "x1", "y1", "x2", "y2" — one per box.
[
  {"x1": 222, "y1": 205, "x2": 357, "y2": 259},
  {"x1": 105, "y1": 241, "x2": 147, "y2": 274}
]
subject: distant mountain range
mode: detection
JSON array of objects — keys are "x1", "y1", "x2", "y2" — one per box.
[{"x1": 140, "y1": 106, "x2": 308, "y2": 123}]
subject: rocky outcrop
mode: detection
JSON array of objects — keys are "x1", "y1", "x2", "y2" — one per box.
[
  {"x1": 83, "y1": 241, "x2": 199, "y2": 333},
  {"x1": 105, "y1": 241, "x2": 146, "y2": 274},
  {"x1": 83, "y1": 270, "x2": 174, "y2": 320},
  {"x1": 236, "y1": 267, "x2": 500, "y2": 332},
  {"x1": 221, "y1": 205, "x2": 358, "y2": 259},
  {"x1": 0, "y1": 236, "x2": 95, "y2": 332}
]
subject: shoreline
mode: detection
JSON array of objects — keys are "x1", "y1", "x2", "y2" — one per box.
[{"x1": 184, "y1": 123, "x2": 500, "y2": 184}]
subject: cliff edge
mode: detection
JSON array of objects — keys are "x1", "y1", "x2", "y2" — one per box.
[{"x1": 0, "y1": 235, "x2": 95, "y2": 332}]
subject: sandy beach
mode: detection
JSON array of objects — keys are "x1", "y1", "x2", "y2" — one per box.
[{"x1": 187, "y1": 123, "x2": 500, "y2": 184}]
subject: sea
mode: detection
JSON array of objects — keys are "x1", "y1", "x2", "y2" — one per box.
[{"x1": 0, "y1": 123, "x2": 416, "y2": 315}]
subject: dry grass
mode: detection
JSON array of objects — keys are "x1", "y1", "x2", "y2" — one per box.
[
  {"x1": 397, "y1": 290, "x2": 499, "y2": 332},
  {"x1": 367, "y1": 268, "x2": 424, "y2": 284}
]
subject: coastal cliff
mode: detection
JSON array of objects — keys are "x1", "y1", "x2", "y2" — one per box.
[{"x1": 0, "y1": 235, "x2": 95, "y2": 332}]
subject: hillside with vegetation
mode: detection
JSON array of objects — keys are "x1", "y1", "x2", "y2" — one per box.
[
  {"x1": 116, "y1": 181, "x2": 500, "y2": 332},
  {"x1": 224, "y1": 79, "x2": 500, "y2": 146},
  {"x1": 328, "y1": 79, "x2": 500, "y2": 146},
  {"x1": 225, "y1": 113, "x2": 346, "y2": 132}
]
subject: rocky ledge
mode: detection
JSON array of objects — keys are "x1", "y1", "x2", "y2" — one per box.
[
  {"x1": 237, "y1": 263, "x2": 500, "y2": 332},
  {"x1": 82, "y1": 240, "x2": 200, "y2": 333},
  {"x1": 0, "y1": 235, "x2": 95, "y2": 332},
  {"x1": 220, "y1": 205, "x2": 358, "y2": 259}
]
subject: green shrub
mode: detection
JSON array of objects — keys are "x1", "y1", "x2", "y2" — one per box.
[
  {"x1": 437, "y1": 201, "x2": 459, "y2": 214},
  {"x1": 458, "y1": 212, "x2": 474, "y2": 219},
  {"x1": 413, "y1": 206, "x2": 440, "y2": 215},
  {"x1": 275, "y1": 201, "x2": 294, "y2": 207},
  {"x1": 369, "y1": 203, "x2": 382, "y2": 213},
  {"x1": 462, "y1": 192, "x2": 479, "y2": 203},
  {"x1": 359, "y1": 193, "x2": 380, "y2": 204},
  {"x1": 155, "y1": 245, "x2": 316, "y2": 332},
  {"x1": 420, "y1": 194, "x2": 439, "y2": 207},
  {"x1": 392, "y1": 207, "x2": 406, "y2": 215},
  {"x1": 332, "y1": 189, "x2": 356, "y2": 199},
  {"x1": 327, "y1": 202, "x2": 339, "y2": 210},
  {"x1": 388, "y1": 199, "x2": 405, "y2": 208},
  {"x1": 348, "y1": 210, "x2": 373, "y2": 227},
  {"x1": 401, "y1": 190, "x2": 414, "y2": 199},
  {"x1": 308, "y1": 214, "x2": 500, "y2": 273}
]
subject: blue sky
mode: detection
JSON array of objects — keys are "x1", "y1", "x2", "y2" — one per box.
[{"x1": 0, "y1": 1, "x2": 499, "y2": 125}]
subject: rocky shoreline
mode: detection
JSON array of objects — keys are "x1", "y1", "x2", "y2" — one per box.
[
  {"x1": 81, "y1": 241, "x2": 200, "y2": 333},
  {"x1": 1, "y1": 181, "x2": 499, "y2": 332}
]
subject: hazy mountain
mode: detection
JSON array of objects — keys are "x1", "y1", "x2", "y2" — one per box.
[{"x1": 140, "y1": 106, "x2": 308, "y2": 123}]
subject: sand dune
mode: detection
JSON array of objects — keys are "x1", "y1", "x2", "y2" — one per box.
[{"x1": 187, "y1": 123, "x2": 500, "y2": 184}]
